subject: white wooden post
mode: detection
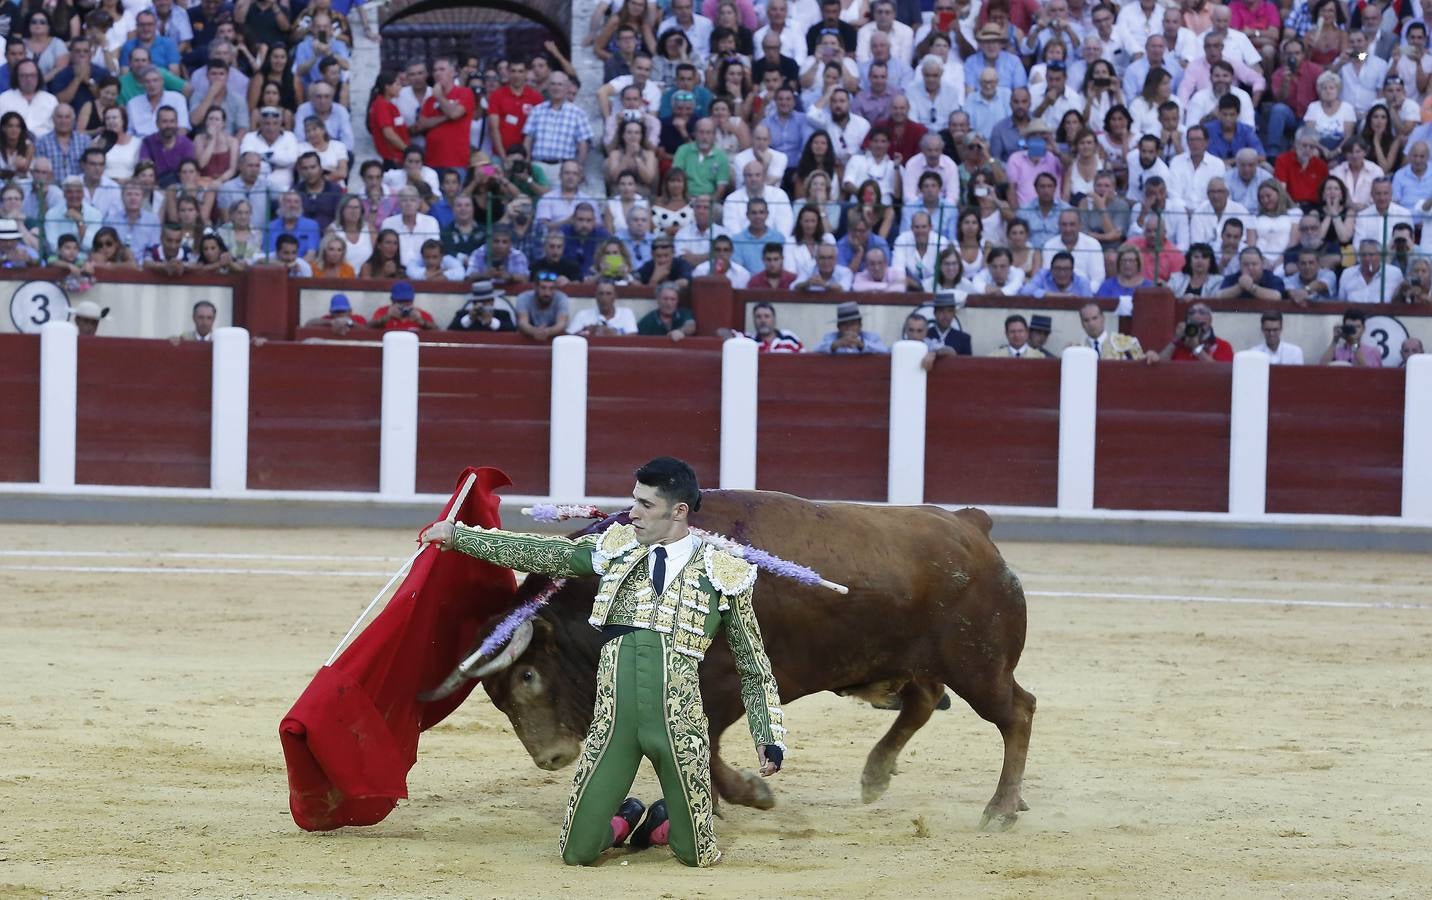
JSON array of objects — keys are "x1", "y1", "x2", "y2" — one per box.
[
  {"x1": 550, "y1": 335, "x2": 588, "y2": 499},
  {"x1": 38, "y1": 320, "x2": 78, "y2": 487},
  {"x1": 379, "y1": 330, "x2": 419, "y2": 497},
  {"x1": 887, "y1": 339, "x2": 928, "y2": 504},
  {"x1": 209, "y1": 327, "x2": 250, "y2": 492},
  {"x1": 1403, "y1": 354, "x2": 1432, "y2": 520},
  {"x1": 1057, "y1": 347, "x2": 1098, "y2": 510},
  {"x1": 719, "y1": 336, "x2": 759, "y2": 489},
  {"x1": 1228, "y1": 350, "x2": 1270, "y2": 516}
]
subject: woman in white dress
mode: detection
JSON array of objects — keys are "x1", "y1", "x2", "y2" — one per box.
[
  {"x1": 1248, "y1": 179, "x2": 1300, "y2": 271},
  {"x1": 328, "y1": 196, "x2": 374, "y2": 271},
  {"x1": 102, "y1": 105, "x2": 139, "y2": 181}
]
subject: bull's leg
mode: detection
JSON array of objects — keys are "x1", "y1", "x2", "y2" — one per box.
[
  {"x1": 951, "y1": 670, "x2": 1036, "y2": 832},
  {"x1": 707, "y1": 711, "x2": 775, "y2": 811},
  {"x1": 861, "y1": 678, "x2": 943, "y2": 803}
]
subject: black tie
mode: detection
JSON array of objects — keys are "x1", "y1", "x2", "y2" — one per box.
[{"x1": 652, "y1": 546, "x2": 667, "y2": 595}]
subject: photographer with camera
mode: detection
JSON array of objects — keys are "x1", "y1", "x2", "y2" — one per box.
[
  {"x1": 368, "y1": 280, "x2": 437, "y2": 332},
  {"x1": 1148, "y1": 301, "x2": 1234, "y2": 364},
  {"x1": 1318, "y1": 307, "x2": 1382, "y2": 367}
]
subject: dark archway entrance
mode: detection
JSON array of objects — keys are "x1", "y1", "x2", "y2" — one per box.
[{"x1": 377, "y1": 0, "x2": 572, "y2": 76}]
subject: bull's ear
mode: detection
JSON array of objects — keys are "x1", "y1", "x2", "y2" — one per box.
[{"x1": 529, "y1": 614, "x2": 555, "y2": 640}]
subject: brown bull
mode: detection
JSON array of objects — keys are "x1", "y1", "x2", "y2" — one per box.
[{"x1": 451, "y1": 490, "x2": 1035, "y2": 830}]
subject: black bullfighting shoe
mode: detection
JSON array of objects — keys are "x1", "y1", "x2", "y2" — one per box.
[
  {"x1": 630, "y1": 799, "x2": 669, "y2": 850},
  {"x1": 611, "y1": 797, "x2": 645, "y2": 848}
]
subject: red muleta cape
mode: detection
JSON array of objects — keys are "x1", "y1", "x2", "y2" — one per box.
[{"x1": 279, "y1": 467, "x2": 517, "y2": 831}]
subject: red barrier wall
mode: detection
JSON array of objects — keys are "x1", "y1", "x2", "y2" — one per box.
[
  {"x1": 247, "y1": 343, "x2": 382, "y2": 490},
  {"x1": 75, "y1": 338, "x2": 211, "y2": 487},
  {"x1": 925, "y1": 359, "x2": 1061, "y2": 507},
  {"x1": 756, "y1": 354, "x2": 890, "y2": 501},
  {"x1": 0, "y1": 334, "x2": 40, "y2": 483},
  {"x1": 416, "y1": 345, "x2": 553, "y2": 496},
  {"x1": 1267, "y1": 368, "x2": 1405, "y2": 516},
  {"x1": 585, "y1": 346, "x2": 723, "y2": 496},
  {"x1": 1094, "y1": 362, "x2": 1233, "y2": 511}
]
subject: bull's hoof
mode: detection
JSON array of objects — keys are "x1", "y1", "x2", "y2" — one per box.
[
  {"x1": 936, "y1": 693, "x2": 952, "y2": 711},
  {"x1": 860, "y1": 760, "x2": 896, "y2": 803},
  {"x1": 1018, "y1": 799, "x2": 1030, "y2": 812},
  {"x1": 743, "y1": 773, "x2": 776, "y2": 810},
  {"x1": 979, "y1": 803, "x2": 1019, "y2": 832}
]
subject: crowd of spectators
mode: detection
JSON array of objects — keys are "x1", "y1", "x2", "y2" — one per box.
[{"x1": 4, "y1": 0, "x2": 1428, "y2": 366}]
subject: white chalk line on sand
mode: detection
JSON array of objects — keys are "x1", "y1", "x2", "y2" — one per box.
[
  {"x1": 0, "y1": 549, "x2": 409, "y2": 563},
  {"x1": 1025, "y1": 590, "x2": 1429, "y2": 611},
  {"x1": 1020, "y1": 572, "x2": 1426, "y2": 594},
  {"x1": 2, "y1": 562, "x2": 1428, "y2": 612}
]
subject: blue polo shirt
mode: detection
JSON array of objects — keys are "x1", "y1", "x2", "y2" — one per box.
[
  {"x1": 264, "y1": 215, "x2": 322, "y2": 257},
  {"x1": 1207, "y1": 122, "x2": 1265, "y2": 161},
  {"x1": 835, "y1": 232, "x2": 889, "y2": 272},
  {"x1": 120, "y1": 36, "x2": 182, "y2": 71}
]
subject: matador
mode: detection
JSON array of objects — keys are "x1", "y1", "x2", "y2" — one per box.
[{"x1": 421, "y1": 457, "x2": 786, "y2": 867}]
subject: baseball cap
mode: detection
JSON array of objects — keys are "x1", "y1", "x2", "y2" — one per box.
[
  {"x1": 390, "y1": 280, "x2": 415, "y2": 302},
  {"x1": 329, "y1": 293, "x2": 352, "y2": 312}
]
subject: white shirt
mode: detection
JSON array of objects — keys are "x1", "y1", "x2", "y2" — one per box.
[
  {"x1": 806, "y1": 106, "x2": 870, "y2": 164},
  {"x1": 976, "y1": 266, "x2": 1027, "y2": 296},
  {"x1": 691, "y1": 259, "x2": 751, "y2": 283},
  {"x1": 1129, "y1": 197, "x2": 1191, "y2": 251},
  {"x1": 603, "y1": 75, "x2": 663, "y2": 113},
  {"x1": 1193, "y1": 29, "x2": 1262, "y2": 68},
  {"x1": 1354, "y1": 203, "x2": 1413, "y2": 246},
  {"x1": 1184, "y1": 87, "x2": 1254, "y2": 130},
  {"x1": 379, "y1": 212, "x2": 441, "y2": 268},
  {"x1": 723, "y1": 185, "x2": 794, "y2": 236},
  {"x1": 1124, "y1": 153, "x2": 1172, "y2": 203},
  {"x1": 1189, "y1": 199, "x2": 1250, "y2": 248},
  {"x1": 1028, "y1": 83, "x2": 1082, "y2": 131},
  {"x1": 856, "y1": 21, "x2": 913, "y2": 63},
  {"x1": 566, "y1": 305, "x2": 639, "y2": 335},
  {"x1": 842, "y1": 151, "x2": 898, "y2": 203},
  {"x1": 730, "y1": 146, "x2": 788, "y2": 185},
  {"x1": 0, "y1": 89, "x2": 58, "y2": 138},
  {"x1": 239, "y1": 129, "x2": 301, "y2": 191},
  {"x1": 1249, "y1": 341, "x2": 1305, "y2": 365},
  {"x1": 647, "y1": 532, "x2": 695, "y2": 593},
  {"x1": 891, "y1": 231, "x2": 950, "y2": 290},
  {"x1": 1041, "y1": 232, "x2": 1106, "y2": 285},
  {"x1": 1338, "y1": 263, "x2": 1402, "y2": 303},
  {"x1": 753, "y1": 23, "x2": 808, "y2": 64},
  {"x1": 1167, "y1": 152, "x2": 1227, "y2": 210},
  {"x1": 658, "y1": 15, "x2": 713, "y2": 59}
]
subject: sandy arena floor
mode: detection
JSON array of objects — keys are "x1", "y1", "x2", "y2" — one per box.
[{"x1": 1, "y1": 523, "x2": 1430, "y2": 899}]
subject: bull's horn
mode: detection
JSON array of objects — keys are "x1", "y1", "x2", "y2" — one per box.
[
  {"x1": 417, "y1": 620, "x2": 535, "y2": 703},
  {"x1": 467, "y1": 619, "x2": 534, "y2": 679}
]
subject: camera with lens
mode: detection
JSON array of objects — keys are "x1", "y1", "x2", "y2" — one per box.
[
  {"x1": 509, "y1": 159, "x2": 529, "y2": 177},
  {"x1": 1093, "y1": 76, "x2": 1110, "y2": 87},
  {"x1": 1184, "y1": 322, "x2": 1202, "y2": 339},
  {"x1": 1340, "y1": 323, "x2": 1358, "y2": 339}
]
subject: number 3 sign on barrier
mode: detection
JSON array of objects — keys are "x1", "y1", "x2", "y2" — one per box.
[
  {"x1": 9, "y1": 281, "x2": 71, "y2": 334},
  {"x1": 1365, "y1": 316, "x2": 1410, "y2": 365}
]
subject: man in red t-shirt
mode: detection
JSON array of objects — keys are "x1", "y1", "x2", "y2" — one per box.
[
  {"x1": 415, "y1": 56, "x2": 476, "y2": 173},
  {"x1": 369, "y1": 281, "x2": 438, "y2": 332},
  {"x1": 487, "y1": 59, "x2": 545, "y2": 159},
  {"x1": 1149, "y1": 302, "x2": 1235, "y2": 364}
]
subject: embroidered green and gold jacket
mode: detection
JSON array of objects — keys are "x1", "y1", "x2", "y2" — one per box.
[{"x1": 451, "y1": 522, "x2": 787, "y2": 750}]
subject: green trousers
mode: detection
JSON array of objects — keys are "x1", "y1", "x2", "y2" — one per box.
[{"x1": 558, "y1": 629, "x2": 720, "y2": 867}]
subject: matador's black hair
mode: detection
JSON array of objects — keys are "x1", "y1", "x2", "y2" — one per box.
[{"x1": 635, "y1": 456, "x2": 702, "y2": 512}]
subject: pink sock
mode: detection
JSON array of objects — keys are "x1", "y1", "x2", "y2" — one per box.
[
  {"x1": 611, "y1": 815, "x2": 632, "y2": 844},
  {"x1": 650, "y1": 820, "x2": 671, "y2": 845}
]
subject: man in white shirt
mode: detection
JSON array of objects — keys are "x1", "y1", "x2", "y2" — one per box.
[
  {"x1": 1188, "y1": 177, "x2": 1250, "y2": 247},
  {"x1": 842, "y1": 126, "x2": 898, "y2": 202},
  {"x1": 1041, "y1": 208, "x2": 1106, "y2": 285},
  {"x1": 855, "y1": 0, "x2": 912, "y2": 64},
  {"x1": 1115, "y1": 0, "x2": 1161, "y2": 60},
  {"x1": 1336, "y1": 30, "x2": 1390, "y2": 118},
  {"x1": 903, "y1": 132, "x2": 961, "y2": 205},
  {"x1": 1354, "y1": 177, "x2": 1412, "y2": 246},
  {"x1": 1184, "y1": 63, "x2": 1256, "y2": 129},
  {"x1": 380, "y1": 186, "x2": 442, "y2": 270},
  {"x1": 597, "y1": 54, "x2": 663, "y2": 119},
  {"x1": 690, "y1": 234, "x2": 751, "y2": 283},
  {"x1": 1339, "y1": 239, "x2": 1403, "y2": 302},
  {"x1": 566, "y1": 279, "x2": 638, "y2": 335},
  {"x1": 1128, "y1": 176, "x2": 1191, "y2": 251},
  {"x1": 126, "y1": 65, "x2": 190, "y2": 137},
  {"x1": 1195, "y1": 4, "x2": 1262, "y2": 70},
  {"x1": 1125, "y1": 134, "x2": 1172, "y2": 203},
  {"x1": 1029, "y1": 61, "x2": 1081, "y2": 131},
  {"x1": 0, "y1": 60, "x2": 57, "y2": 138},
  {"x1": 906, "y1": 57, "x2": 962, "y2": 131},
  {"x1": 238, "y1": 107, "x2": 300, "y2": 191},
  {"x1": 1248, "y1": 310, "x2": 1304, "y2": 364},
  {"x1": 396, "y1": 60, "x2": 430, "y2": 147},
  {"x1": 658, "y1": 0, "x2": 712, "y2": 63},
  {"x1": 729, "y1": 124, "x2": 787, "y2": 187},
  {"x1": 1167, "y1": 125, "x2": 1227, "y2": 210},
  {"x1": 753, "y1": 0, "x2": 808, "y2": 65},
  {"x1": 723, "y1": 160, "x2": 794, "y2": 236},
  {"x1": 806, "y1": 88, "x2": 869, "y2": 165},
  {"x1": 792, "y1": 243, "x2": 853, "y2": 291}
]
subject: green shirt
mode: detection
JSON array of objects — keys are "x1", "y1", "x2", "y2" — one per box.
[
  {"x1": 670, "y1": 143, "x2": 730, "y2": 198},
  {"x1": 119, "y1": 69, "x2": 189, "y2": 104},
  {"x1": 637, "y1": 306, "x2": 695, "y2": 336}
]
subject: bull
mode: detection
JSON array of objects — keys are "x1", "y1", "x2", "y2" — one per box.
[{"x1": 442, "y1": 490, "x2": 1035, "y2": 830}]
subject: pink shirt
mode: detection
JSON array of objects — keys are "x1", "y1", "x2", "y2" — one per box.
[
  {"x1": 1229, "y1": 0, "x2": 1281, "y2": 31},
  {"x1": 1177, "y1": 56, "x2": 1267, "y2": 104},
  {"x1": 1005, "y1": 151, "x2": 1064, "y2": 207},
  {"x1": 1333, "y1": 343, "x2": 1383, "y2": 367}
]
